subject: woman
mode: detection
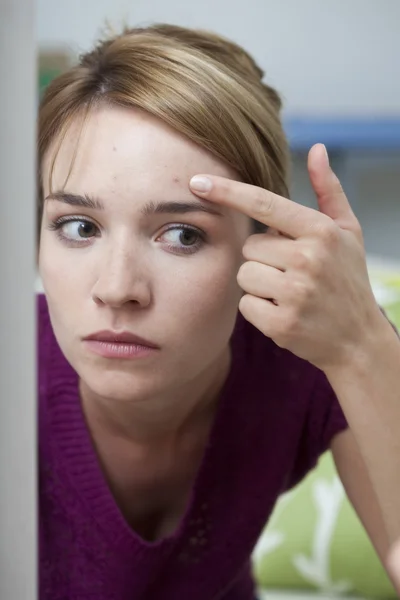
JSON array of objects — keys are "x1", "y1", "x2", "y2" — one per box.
[{"x1": 37, "y1": 23, "x2": 400, "y2": 600}]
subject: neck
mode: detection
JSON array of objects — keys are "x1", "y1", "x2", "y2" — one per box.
[{"x1": 79, "y1": 347, "x2": 231, "y2": 447}]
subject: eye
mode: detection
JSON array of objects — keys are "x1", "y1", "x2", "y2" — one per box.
[
  {"x1": 48, "y1": 217, "x2": 99, "y2": 243},
  {"x1": 158, "y1": 225, "x2": 205, "y2": 255}
]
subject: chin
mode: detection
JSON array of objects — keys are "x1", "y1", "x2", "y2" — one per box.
[{"x1": 80, "y1": 368, "x2": 163, "y2": 403}]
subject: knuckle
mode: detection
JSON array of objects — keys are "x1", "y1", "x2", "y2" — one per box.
[
  {"x1": 333, "y1": 176, "x2": 345, "y2": 196},
  {"x1": 290, "y1": 278, "x2": 315, "y2": 303},
  {"x1": 292, "y1": 246, "x2": 322, "y2": 277},
  {"x1": 318, "y1": 221, "x2": 340, "y2": 246},
  {"x1": 219, "y1": 180, "x2": 232, "y2": 197},
  {"x1": 353, "y1": 220, "x2": 363, "y2": 238},
  {"x1": 236, "y1": 263, "x2": 248, "y2": 286},
  {"x1": 292, "y1": 247, "x2": 313, "y2": 270},
  {"x1": 239, "y1": 294, "x2": 271, "y2": 337},
  {"x1": 242, "y1": 234, "x2": 263, "y2": 259},
  {"x1": 237, "y1": 261, "x2": 262, "y2": 289},
  {"x1": 238, "y1": 293, "x2": 253, "y2": 316},
  {"x1": 253, "y1": 190, "x2": 274, "y2": 220}
]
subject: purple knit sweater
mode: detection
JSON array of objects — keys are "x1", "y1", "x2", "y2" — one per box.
[{"x1": 38, "y1": 293, "x2": 348, "y2": 600}]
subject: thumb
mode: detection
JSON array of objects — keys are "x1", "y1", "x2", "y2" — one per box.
[{"x1": 308, "y1": 143, "x2": 357, "y2": 230}]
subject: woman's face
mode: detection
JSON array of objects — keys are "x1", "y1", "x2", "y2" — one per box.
[{"x1": 39, "y1": 106, "x2": 251, "y2": 402}]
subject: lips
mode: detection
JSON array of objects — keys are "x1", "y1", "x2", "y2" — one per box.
[{"x1": 84, "y1": 330, "x2": 159, "y2": 348}]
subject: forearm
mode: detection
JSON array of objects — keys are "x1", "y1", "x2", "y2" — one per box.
[{"x1": 325, "y1": 314, "x2": 400, "y2": 545}]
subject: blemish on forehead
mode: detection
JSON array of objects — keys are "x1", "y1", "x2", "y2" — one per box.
[
  {"x1": 113, "y1": 146, "x2": 117, "y2": 152},
  {"x1": 173, "y1": 176, "x2": 181, "y2": 184}
]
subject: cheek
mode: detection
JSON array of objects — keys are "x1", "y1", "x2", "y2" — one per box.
[
  {"x1": 38, "y1": 244, "x2": 72, "y2": 333},
  {"x1": 38, "y1": 230, "x2": 91, "y2": 295},
  {"x1": 158, "y1": 252, "x2": 243, "y2": 328},
  {"x1": 38, "y1": 234, "x2": 62, "y2": 294},
  {"x1": 38, "y1": 237, "x2": 82, "y2": 361}
]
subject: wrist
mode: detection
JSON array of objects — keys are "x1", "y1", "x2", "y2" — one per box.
[{"x1": 325, "y1": 308, "x2": 398, "y2": 382}]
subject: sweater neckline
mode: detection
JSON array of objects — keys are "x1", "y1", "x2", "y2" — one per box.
[{"x1": 44, "y1": 305, "x2": 246, "y2": 557}]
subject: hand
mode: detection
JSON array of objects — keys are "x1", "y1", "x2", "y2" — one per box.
[
  {"x1": 190, "y1": 144, "x2": 384, "y2": 372},
  {"x1": 388, "y1": 539, "x2": 400, "y2": 594}
]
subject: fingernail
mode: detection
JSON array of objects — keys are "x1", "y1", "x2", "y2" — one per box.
[
  {"x1": 321, "y1": 143, "x2": 330, "y2": 166},
  {"x1": 190, "y1": 176, "x2": 213, "y2": 193}
]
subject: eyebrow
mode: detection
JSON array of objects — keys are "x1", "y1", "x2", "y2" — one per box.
[{"x1": 45, "y1": 191, "x2": 223, "y2": 217}]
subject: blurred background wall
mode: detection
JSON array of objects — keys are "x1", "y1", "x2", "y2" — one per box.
[
  {"x1": 37, "y1": 0, "x2": 400, "y2": 115},
  {"x1": 36, "y1": 0, "x2": 400, "y2": 260}
]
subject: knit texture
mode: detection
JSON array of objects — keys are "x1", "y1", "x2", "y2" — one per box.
[{"x1": 38, "y1": 294, "x2": 348, "y2": 600}]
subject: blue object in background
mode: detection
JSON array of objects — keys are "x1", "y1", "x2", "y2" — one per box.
[{"x1": 284, "y1": 117, "x2": 400, "y2": 151}]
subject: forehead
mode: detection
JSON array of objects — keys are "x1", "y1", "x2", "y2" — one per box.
[{"x1": 42, "y1": 105, "x2": 239, "y2": 198}]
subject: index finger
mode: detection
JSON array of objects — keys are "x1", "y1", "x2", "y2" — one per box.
[{"x1": 189, "y1": 174, "x2": 328, "y2": 239}]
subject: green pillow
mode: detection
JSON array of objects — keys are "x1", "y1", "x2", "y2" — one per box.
[
  {"x1": 252, "y1": 452, "x2": 396, "y2": 598},
  {"x1": 252, "y1": 261, "x2": 400, "y2": 599},
  {"x1": 368, "y1": 265, "x2": 400, "y2": 330}
]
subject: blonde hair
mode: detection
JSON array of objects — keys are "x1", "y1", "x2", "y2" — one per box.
[{"x1": 38, "y1": 23, "x2": 290, "y2": 234}]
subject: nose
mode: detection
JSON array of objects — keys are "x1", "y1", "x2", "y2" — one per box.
[{"x1": 91, "y1": 245, "x2": 152, "y2": 309}]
